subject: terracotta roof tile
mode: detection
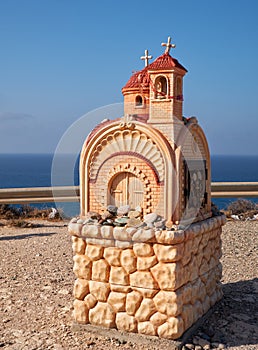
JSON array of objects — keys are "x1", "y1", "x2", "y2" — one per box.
[
  {"x1": 122, "y1": 67, "x2": 150, "y2": 89},
  {"x1": 148, "y1": 52, "x2": 187, "y2": 71},
  {"x1": 122, "y1": 53, "x2": 187, "y2": 90}
]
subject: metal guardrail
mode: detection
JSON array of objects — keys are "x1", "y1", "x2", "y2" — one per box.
[
  {"x1": 211, "y1": 182, "x2": 258, "y2": 198},
  {"x1": 0, "y1": 182, "x2": 258, "y2": 205},
  {"x1": 0, "y1": 186, "x2": 80, "y2": 204}
]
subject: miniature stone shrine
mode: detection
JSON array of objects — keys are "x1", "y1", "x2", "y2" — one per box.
[{"x1": 68, "y1": 37, "x2": 226, "y2": 339}]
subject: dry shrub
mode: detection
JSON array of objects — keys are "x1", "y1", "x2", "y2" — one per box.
[
  {"x1": 19, "y1": 205, "x2": 52, "y2": 219},
  {"x1": 226, "y1": 199, "x2": 257, "y2": 215},
  {"x1": 8, "y1": 219, "x2": 39, "y2": 228},
  {"x1": 0, "y1": 204, "x2": 20, "y2": 219},
  {"x1": 0, "y1": 204, "x2": 64, "y2": 221}
]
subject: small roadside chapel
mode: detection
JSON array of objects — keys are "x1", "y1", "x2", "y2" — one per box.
[
  {"x1": 80, "y1": 36, "x2": 211, "y2": 225},
  {"x1": 68, "y1": 37, "x2": 226, "y2": 340}
]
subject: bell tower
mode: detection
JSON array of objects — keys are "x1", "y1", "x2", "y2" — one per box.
[
  {"x1": 122, "y1": 36, "x2": 188, "y2": 140},
  {"x1": 148, "y1": 37, "x2": 187, "y2": 124}
]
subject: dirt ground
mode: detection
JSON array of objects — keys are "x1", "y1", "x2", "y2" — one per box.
[{"x1": 0, "y1": 220, "x2": 257, "y2": 350}]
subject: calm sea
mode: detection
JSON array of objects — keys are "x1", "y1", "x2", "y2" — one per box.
[{"x1": 0, "y1": 154, "x2": 257, "y2": 216}]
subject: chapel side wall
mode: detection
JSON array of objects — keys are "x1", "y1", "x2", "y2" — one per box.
[
  {"x1": 88, "y1": 155, "x2": 164, "y2": 216},
  {"x1": 169, "y1": 122, "x2": 211, "y2": 222}
]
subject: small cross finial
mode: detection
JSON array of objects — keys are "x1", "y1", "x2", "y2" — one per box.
[
  {"x1": 161, "y1": 36, "x2": 176, "y2": 54},
  {"x1": 140, "y1": 49, "x2": 153, "y2": 67}
]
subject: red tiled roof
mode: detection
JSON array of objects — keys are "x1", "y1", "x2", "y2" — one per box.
[
  {"x1": 147, "y1": 52, "x2": 187, "y2": 72},
  {"x1": 122, "y1": 67, "x2": 150, "y2": 89},
  {"x1": 122, "y1": 53, "x2": 187, "y2": 90}
]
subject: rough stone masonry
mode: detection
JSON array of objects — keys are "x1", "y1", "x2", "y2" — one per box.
[{"x1": 68, "y1": 213, "x2": 226, "y2": 339}]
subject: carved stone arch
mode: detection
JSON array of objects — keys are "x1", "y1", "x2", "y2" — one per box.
[
  {"x1": 191, "y1": 124, "x2": 210, "y2": 163},
  {"x1": 176, "y1": 120, "x2": 210, "y2": 162},
  {"x1": 80, "y1": 120, "x2": 176, "y2": 221},
  {"x1": 88, "y1": 129, "x2": 164, "y2": 182}
]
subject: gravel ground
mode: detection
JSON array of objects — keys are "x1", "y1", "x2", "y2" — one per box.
[{"x1": 0, "y1": 220, "x2": 257, "y2": 350}]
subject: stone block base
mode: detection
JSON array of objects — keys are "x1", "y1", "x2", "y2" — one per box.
[{"x1": 68, "y1": 215, "x2": 226, "y2": 340}]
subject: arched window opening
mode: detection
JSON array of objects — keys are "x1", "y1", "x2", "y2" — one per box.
[
  {"x1": 135, "y1": 95, "x2": 143, "y2": 107},
  {"x1": 155, "y1": 76, "x2": 167, "y2": 99}
]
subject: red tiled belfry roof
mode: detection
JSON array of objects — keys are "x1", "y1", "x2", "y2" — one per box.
[
  {"x1": 123, "y1": 67, "x2": 150, "y2": 89},
  {"x1": 147, "y1": 52, "x2": 187, "y2": 72},
  {"x1": 122, "y1": 52, "x2": 187, "y2": 90}
]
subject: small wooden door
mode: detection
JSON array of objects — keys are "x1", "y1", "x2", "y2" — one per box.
[{"x1": 109, "y1": 172, "x2": 144, "y2": 208}]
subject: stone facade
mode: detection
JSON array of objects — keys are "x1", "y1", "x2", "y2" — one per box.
[{"x1": 69, "y1": 214, "x2": 226, "y2": 339}]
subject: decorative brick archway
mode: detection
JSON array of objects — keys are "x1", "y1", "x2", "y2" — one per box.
[
  {"x1": 107, "y1": 163, "x2": 153, "y2": 213},
  {"x1": 80, "y1": 120, "x2": 176, "y2": 220}
]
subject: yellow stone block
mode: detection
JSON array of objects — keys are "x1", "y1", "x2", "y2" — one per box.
[
  {"x1": 89, "y1": 302, "x2": 115, "y2": 328},
  {"x1": 137, "y1": 255, "x2": 158, "y2": 270},
  {"x1": 92, "y1": 259, "x2": 110, "y2": 282},
  {"x1": 150, "y1": 312, "x2": 167, "y2": 327},
  {"x1": 133, "y1": 243, "x2": 154, "y2": 257},
  {"x1": 153, "y1": 243, "x2": 184, "y2": 262},
  {"x1": 73, "y1": 278, "x2": 89, "y2": 300},
  {"x1": 108, "y1": 291, "x2": 126, "y2": 312},
  {"x1": 110, "y1": 266, "x2": 129, "y2": 285},
  {"x1": 103, "y1": 247, "x2": 121, "y2": 266},
  {"x1": 151, "y1": 262, "x2": 184, "y2": 291},
  {"x1": 126, "y1": 290, "x2": 142, "y2": 316},
  {"x1": 72, "y1": 237, "x2": 86, "y2": 255},
  {"x1": 73, "y1": 299, "x2": 88, "y2": 324},
  {"x1": 89, "y1": 281, "x2": 110, "y2": 302},
  {"x1": 116, "y1": 312, "x2": 137, "y2": 332},
  {"x1": 73, "y1": 255, "x2": 92, "y2": 280},
  {"x1": 153, "y1": 290, "x2": 183, "y2": 316},
  {"x1": 157, "y1": 316, "x2": 184, "y2": 339},
  {"x1": 86, "y1": 244, "x2": 104, "y2": 261},
  {"x1": 120, "y1": 249, "x2": 137, "y2": 274},
  {"x1": 138, "y1": 321, "x2": 156, "y2": 336},
  {"x1": 84, "y1": 293, "x2": 97, "y2": 309},
  {"x1": 135, "y1": 298, "x2": 156, "y2": 322}
]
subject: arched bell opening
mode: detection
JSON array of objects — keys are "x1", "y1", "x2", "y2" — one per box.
[{"x1": 154, "y1": 75, "x2": 168, "y2": 99}]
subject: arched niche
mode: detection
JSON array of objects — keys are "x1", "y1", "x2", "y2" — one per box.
[{"x1": 154, "y1": 75, "x2": 168, "y2": 99}]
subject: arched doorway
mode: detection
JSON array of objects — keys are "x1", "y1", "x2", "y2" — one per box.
[{"x1": 109, "y1": 172, "x2": 144, "y2": 209}]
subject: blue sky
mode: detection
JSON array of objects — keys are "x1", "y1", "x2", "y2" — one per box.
[{"x1": 0, "y1": 0, "x2": 258, "y2": 155}]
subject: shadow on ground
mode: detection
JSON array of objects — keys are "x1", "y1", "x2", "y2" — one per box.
[
  {"x1": 198, "y1": 278, "x2": 258, "y2": 347},
  {"x1": 0, "y1": 231, "x2": 57, "y2": 241}
]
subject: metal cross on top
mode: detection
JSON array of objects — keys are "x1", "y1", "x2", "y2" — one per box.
[
  {"x1": 161, "y1": 36, "x2": 176, "y2": 54},
  {"x1": 140, "y1": 49, "x2": 153, "y2": 67}
]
